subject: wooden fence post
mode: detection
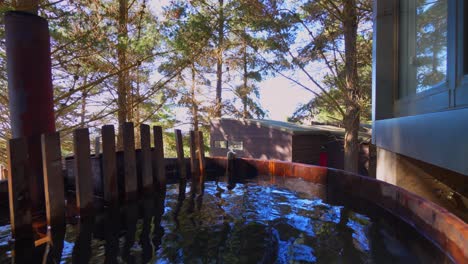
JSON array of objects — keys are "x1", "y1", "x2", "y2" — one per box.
[
  {"x1": 152, "y1": 126, "x2": 166, "y2": 192},
  {"x1": 73, "y1": 128, "x2": 94, "y2": 214},
  {"x1": 7, "y1": 137, "x2": 34, "y2": 245},
  {"x1": 175, "y1": 129, "x2": 186, "y2": 200},
  {"x1": 189, "y1": 130, "x2": 198, "y2": 194},
  {"x1": 41, "y1": 132, "x2": 65, "y2": 226},
  {"x1": 140, "y1": 124, "x2": 153, "y2": 193},
  {"x1": 123, "y1": 122, "x2": 137, "y2": 200},
  {"x1": 101, "y1": 125, "x2": 118, "y2": 204},
  {"x1": 197, "y1": 131, "x2": 206, "y2": 192}
]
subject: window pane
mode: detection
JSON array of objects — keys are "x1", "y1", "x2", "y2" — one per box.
[
  {"x1": 229, "y1": 141, "x2": 243, "y2": 151},
  {"x1": 399, "y1": 0, "x2": 448, "y2": 96},
  {"x1": 214, "y1": 140, "x2": 227, "y2": 149}
]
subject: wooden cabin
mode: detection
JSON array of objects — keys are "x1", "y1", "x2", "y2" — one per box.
[{"x1": 210, "y1": 119, "x2": 371, "y2": 175}]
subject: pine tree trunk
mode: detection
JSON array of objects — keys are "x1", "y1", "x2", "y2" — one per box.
[
  {"x1": 242, "y1": 34, "x2": 248, "y2": 119},
  {"x1": 215, "y1": 0, "x2": 224, "y2": 118},
  {"x1": 343, "y1": 0, "x2": 360, "y2": 174},
  {"x1": 343, "y1": 107, "x2": 360, "y2": 173},
  {"x1": 191, "y1": 65, "x2": 199, "y2": 131},
  {"x1": 80, "y1": 92, "x2": 86, "y2": 128},
  {"x1": 135, "y1": 69, "x2": 141, "y2": 148},
  {"x1": 117, "y1": 0, "x2": 128, "y2": 149}
]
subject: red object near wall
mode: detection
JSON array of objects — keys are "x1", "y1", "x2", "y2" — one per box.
[{"x1": 319, "y1": 151, "x2": 328, "y2": 167}]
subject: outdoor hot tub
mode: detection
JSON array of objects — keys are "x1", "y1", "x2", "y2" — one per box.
[
  {"x1": 0, "y1": 157, "x2": 466, "y2": 263},
  {"x1": 204, "y1": 157, "x2": 468, "y2": 263}
]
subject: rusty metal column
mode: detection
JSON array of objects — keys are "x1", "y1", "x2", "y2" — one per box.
[{"x1": 5, "y1": 11, "x2": 56, "y2": 213}]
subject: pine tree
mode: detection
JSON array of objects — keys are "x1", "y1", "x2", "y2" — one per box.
[{"x1": 254, "y1": 0, "x2": 372, "y2": 173}]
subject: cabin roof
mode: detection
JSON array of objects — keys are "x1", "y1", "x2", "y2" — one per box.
[{"x1": 213, "y1": 118, "x2": 371, "y2": 140}]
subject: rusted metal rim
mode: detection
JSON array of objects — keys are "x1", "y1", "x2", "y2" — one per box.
[{"x1": 206, "y1": 157, "x2": 468, "y2": 264}]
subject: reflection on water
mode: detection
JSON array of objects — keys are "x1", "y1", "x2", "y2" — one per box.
[{"x1": 0, "y1": 180, "x2": 450, "y2": 263}]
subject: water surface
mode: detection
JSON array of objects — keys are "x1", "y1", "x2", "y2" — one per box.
[{"x1": 0, "y1": 178, "x2": 449, "y2": 263}]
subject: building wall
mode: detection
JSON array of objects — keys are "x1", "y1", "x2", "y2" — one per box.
[
  {"x1": 210, "y1": 119, "x2": 293, "y2": 161},
  {"x1": 293, "y1": 134, "x2": 371, "y2": 176},
  {"x1": 291, "y1": 134, "x2": 328, "y2": 165},
  {"x1": 377, "y1": 147, "x2": 468, "y2": 223},
  {"x1": 211, "y1": 119, "x2": 371, "y2": 176}
]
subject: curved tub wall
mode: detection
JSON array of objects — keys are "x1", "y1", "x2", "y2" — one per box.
[{"x1": 206, "y1": 157, "x2": 468, "y2": 264}]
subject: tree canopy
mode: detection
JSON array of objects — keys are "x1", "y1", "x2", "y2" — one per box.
[{"x1": 0, "y1": 0, "x2": 373, "y2": 169}]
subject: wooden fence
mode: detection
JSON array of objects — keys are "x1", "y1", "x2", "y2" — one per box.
[{"x1": 6, "y1": 122, "x2": 206, "y2": 249}]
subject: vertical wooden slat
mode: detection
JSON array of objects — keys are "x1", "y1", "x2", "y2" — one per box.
[
  {"x1": 73, "y1": 128, "x2": 94, "y2": 213},
  {"x1": 101, "y1": 125, "x2": 118, "y2": 203},
  {"x1": 175, "y1": 129, "x2": 186, "y2": 200},
  {"x1": 152, "y1": 126, "x2": 166, "y2": 191},
  {"x1": 189, "y1": 130, "x2": 198, "y2": 194},
  {"x1": 7, "y1": 137, "x2": 34, "y2": 244},
  {"x1": 123, "y1": 122, "x2": 137, "y2": 200},
  {"x1": 41, "y1": 132, "x2": 65, "y2": 226},
  {"x1": 140, "y1": 124, "x2": 153, "y2": 193},
  {"x1": 197, "y1": 131, "x2": 206, "y2": 190},
  {"x1": 226, "y1": 151, "x2": 236, "y2": 190}
]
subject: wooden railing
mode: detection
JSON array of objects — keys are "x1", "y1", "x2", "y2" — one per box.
[{"x1": 6, "y1": 122, "x2": 206, "y2": 250}]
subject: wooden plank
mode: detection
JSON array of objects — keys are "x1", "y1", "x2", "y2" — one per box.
[
  {"x1": 189, "y1": 130, "x2": 198, "y2": 194},
  {"x1": 123, "y1": 122, "x2": 137, "y2": 200},
  {"x1": 140, "y1": 124, "x2": 153, "y2": 193},
  {"x1": 41, "y1": 132, "x2": 65, "y2": 227},
  {"x1": 175, "y1": 129, "x2": 186, "y2": 200},
  {"x1": 226, "y1": 151, "x2": 236, "y2": 190},
  {"x1": 73, "y1": 128, "x2": 94, "y2": 213},
  {"x1": 101, "y1": 125, "x2": 118, "y2": 203},
  {"x1": 198, "y1": 131, "x2": 206, "y2": 191},
  {"x1": 7, "y1": 137, "x2": 34, "y2": 244},
  {"x1": 152, "y1": 126, "x2": 166, "y2": 191}
]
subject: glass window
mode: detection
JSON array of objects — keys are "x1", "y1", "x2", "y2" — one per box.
[
  {"x1": 229, "y1": 141, "x2": 243, "y2": 151},
  {"x1": 214, "y1": 140, "x2": 227, "y2": 149},
  {"x1": 399, "y1": 0, "x2": 448, "y2": 96}
]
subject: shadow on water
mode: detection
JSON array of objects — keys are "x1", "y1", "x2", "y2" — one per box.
[
  {"x1": 122, "y1": 203, "x2": 138, "y2": 264},
  {"x1": 140, "y1": 198, "x2": 154, "y2": 263},
  {"x1": 10, "y1": 236, "x2": 36, "y2": 263},
  {"x1": 72, "y1": 216, "x2": 94, "y2": 263},
  {"x1": 152, "y1": 192, "x2": 166, "y2": 254},
  {"x1": 103, "y1": 207, "x2": 120, "y2": 264},
  {"x1": 2, "y1": 178, "x2": 452, "y2": 264},
  {"x1": 44, "y1": 224, "x2": 66, "y2": 263}
]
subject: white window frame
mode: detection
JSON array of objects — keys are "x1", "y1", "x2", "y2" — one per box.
[{"x1": 372, "y1": 0, "x2": 468, "y2": 175}]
